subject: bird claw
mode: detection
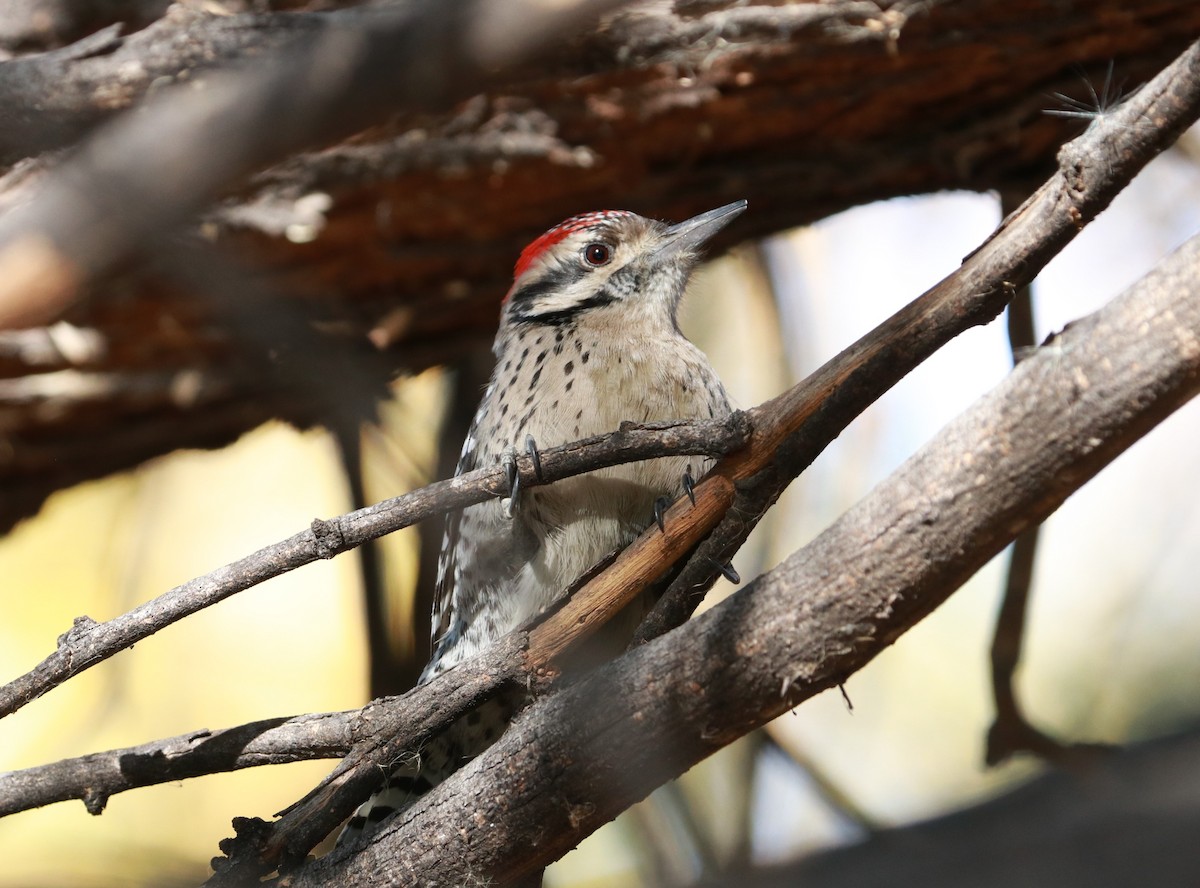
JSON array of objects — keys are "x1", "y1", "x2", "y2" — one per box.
[
  {"x1": 682, "y1": 466, "x2": 696, "y2": 506},
  {"x1": 525, "y1": 434, "x2": 544, "y2": 482},
  {"x1": 502, "y1": 437, "x2": 544, "y2": 519},
  {"x1": 718, "y1": 562, "x2": 740, "y2": 584},
  {"x1": 653, "y1": 496, "x2": 671, "y2": 533}
]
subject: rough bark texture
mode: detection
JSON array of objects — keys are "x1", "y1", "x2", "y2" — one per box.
[{"x1": 2, "y1": 0, "x2": 1200, "y2": 532}]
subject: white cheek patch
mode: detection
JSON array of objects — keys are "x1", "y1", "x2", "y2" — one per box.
[{"x1": 528, "y1": 276, "x2": 608, "y2": 314}]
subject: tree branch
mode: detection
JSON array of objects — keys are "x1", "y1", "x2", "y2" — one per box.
[
  {"x1": 0, "y1": 710, "x2": 356, "y2": 817},
  {"x1": 0, "y1": 416, "x2": 749, "y2": 720},
  {"x1": 290, "y1": 224, "x2": 1200, "y2": 887},
  {"x1": 0, "y1": 0, "x2": 629, "y2": 328}
]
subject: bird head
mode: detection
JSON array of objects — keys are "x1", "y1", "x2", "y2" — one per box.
[{"x1": 500, "y1": 201, "x2": 747, "y2": 332}]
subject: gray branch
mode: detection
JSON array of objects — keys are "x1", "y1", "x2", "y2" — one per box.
[{"x1": 0, "y1": 416, "x2": 750, "y2": 720}]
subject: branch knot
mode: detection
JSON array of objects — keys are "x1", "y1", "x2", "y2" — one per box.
[{"x1": 310, "y1": 518, "x2": 346, "y2": 560}]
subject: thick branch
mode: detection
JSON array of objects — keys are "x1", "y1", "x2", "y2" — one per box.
[
  {"x1": 0, "y1": 0, "x2": 628, "y2": 328},
  {"x1": 5, "y1": 1, "x2": 1200, "y2": 535},
  {"x1": 0, "y1": 416, "x2": 749, "y2": 720},
  {"x1": 697, "y1": 730, "x2": 1200, "y2": 888},
  {"x1": 292, "y1": 224, "x2": 1200, "y2": 887}
]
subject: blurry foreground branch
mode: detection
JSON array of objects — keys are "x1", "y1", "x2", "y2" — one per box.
[{"x1": 0, "y1": 0, "x2": 627, "y2": 328}]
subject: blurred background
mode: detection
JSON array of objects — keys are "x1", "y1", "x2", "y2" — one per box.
[{"x1": 2, "y1": 121, "x2": 1198, "y2": 885}]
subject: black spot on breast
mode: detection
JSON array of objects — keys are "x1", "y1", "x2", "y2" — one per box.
[
  {"x1": 500, "y1": 404, "x2": 509, "y2": 417},
  {"x1": 537, "y1": 350, "x2": 547, "y2": 365},
  {"x1": 575, "y1": 409, "x2": 583, "y2": 420},
  {"x1": 581, "y1": 351, "x2": 590, "y2": 364},
  {"x1": 555, "y1": 330, "x2": 565, "y2": 343},
  {"x1": 503, "y1": 359, "x2": 511, "y2": 372},
  {"x1": 564, "y1": 361, "x2": 574, "y2": 375},
  {"x1": 551, "y1": 400, "x2": 559, "y2": 410},
  {"x1": 529, "y1": 367, "x2": 542, "y2": 389},
  {"x1": 565, "y1": 379, "x2": 574, "y2": 392}
]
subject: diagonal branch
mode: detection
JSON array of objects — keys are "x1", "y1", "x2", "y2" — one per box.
[
  {"x1": 628, "y1": 32, "x2": 1200, "y2": 643},
  {"x1": 0, "y1": 416, "x2": 750, "y2": 720},
  {"x1": 292, "y1": 221, "x2": 1200, "y2": 888},
  {"x1": 634, "y1": 44, "x2": 1200, "y2": 645}
]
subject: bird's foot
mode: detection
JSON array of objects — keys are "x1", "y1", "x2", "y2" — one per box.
[
  {"x1": 682, "y1": 464, "x2": 697, "y2": 506},
  {"x1": 653, "y1": 496, "x2": 671, "y2": 533},
  {"x1": 501, "y1": 435, "x2": 544, "y2": 519}
]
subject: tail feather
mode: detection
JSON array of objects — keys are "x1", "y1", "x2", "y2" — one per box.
[{"x1": 336, "y1": 694, "x2": 519, "y2": 847}]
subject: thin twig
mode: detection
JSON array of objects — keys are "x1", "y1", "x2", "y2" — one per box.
[
  {"x1": 0, "y1": 416, "x2": 751, "y2": 720},
  {"x1": 986, "y1": 192, "x2": 1057, "y2": 766},
  {"x1": 984, "y1": 190, "x2": 1113, "y2": 767},
  {"x1": 0, "y1": 711, "x2": 356, "y2": 817}
]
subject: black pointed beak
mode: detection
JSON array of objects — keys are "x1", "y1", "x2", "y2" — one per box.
[{"x1": 655, "y1": 200, "x2": 748, "y2": 260}]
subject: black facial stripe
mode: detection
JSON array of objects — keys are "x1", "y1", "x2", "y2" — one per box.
[
  {"x1": 508, "y1": 262, "x2": 585, "y2": 309},
  {"x1": 521, "y1": 290, "x2": 618, "y2": 326},
  {"x1": 508, "y1": 259, "x2": 621, "y2": 325}
]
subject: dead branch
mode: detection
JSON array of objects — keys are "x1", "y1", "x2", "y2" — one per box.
[
  {"x1": 0, "y1": 416, "x2": 749, "y2": 720},
  {"x1": 0, "y1": 710, "x2": 356, "y2": 817}
]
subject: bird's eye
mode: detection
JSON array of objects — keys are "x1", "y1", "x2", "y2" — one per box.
[{"x1": 583, "y1": 243, "x2": 612, "y2": 267}]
